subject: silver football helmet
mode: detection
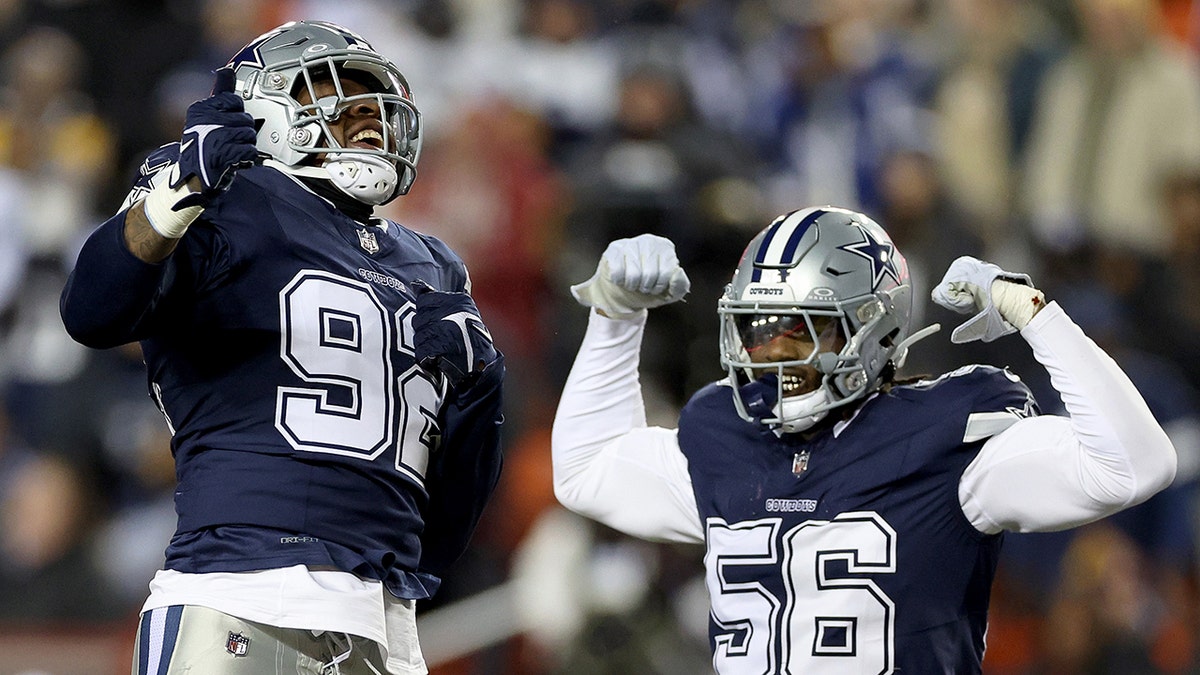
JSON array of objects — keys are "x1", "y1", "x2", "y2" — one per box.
[
  {"x1": 718, "y1": 206, "x2": 937, "y2": 431},
  {"x1": 226, "y1": 20, "x2": 420, "y2": 205}
]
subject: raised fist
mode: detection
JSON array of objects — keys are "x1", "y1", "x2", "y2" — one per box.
[
  {"x1": 171, "y1": 67, "x2": 259, "y2": 204},
  {"x1": 932, "y1": 256, "x2": 1046, "y2": 343},
  {"x1": 411, "y1": 280, "x2": 500, "y2": 389},
  {"x1": 571, "y1": 234, "x2": 691, "y2": 319}
]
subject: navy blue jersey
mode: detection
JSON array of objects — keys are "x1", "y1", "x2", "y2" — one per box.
[
  {"x1": 678, "y1": 366, "x2": 1037, "y2": 674},
  {"x1": 61, "y1": 149, "x2": 503, "y2": 599}
]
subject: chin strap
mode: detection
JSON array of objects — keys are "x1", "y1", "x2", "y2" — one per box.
[
  {"x1": 775, "y1": 386, "x2": 833, "y2": 433},
  {"x1": 324, "y1": 154, "x2": 399, "y2": 205},
  {"x1": 266, "y1": 156, "x2": 398, "y2": 206}
]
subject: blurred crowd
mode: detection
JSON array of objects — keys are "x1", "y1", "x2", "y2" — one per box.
[{"x1": 1, "y1": 0, "x2": 1200, "y2": 673}]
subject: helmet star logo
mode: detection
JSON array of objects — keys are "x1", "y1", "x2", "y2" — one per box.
[{"x1": 838, "y1": 224, "x2": 900, "y2": 290}]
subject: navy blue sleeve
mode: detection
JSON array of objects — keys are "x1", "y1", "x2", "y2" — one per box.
[
  {"x1": 59, "y1": 143, "x2": 200, "y2": 349},
  {"x1": 399, "y1": 225, "x2": 502, "y2": 576},
  {"x1": 418, "y1": 353, "x2": 505, "y2": 577},
  {"x1": 60, "y1": 211, "x2": 233, "y2": 350},
  {"x1": 59, "y1": 212, "x2": 171, "y2": 349}
]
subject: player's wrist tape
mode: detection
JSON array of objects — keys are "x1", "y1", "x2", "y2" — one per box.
[
  {"x1": 992, "y1": 279, "x2": 1046, "y2": 330},
  {"x1": 143, "y1": 165, "x2": 203, "y2": 239}
]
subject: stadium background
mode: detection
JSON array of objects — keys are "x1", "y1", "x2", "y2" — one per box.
[{"x1": 0, "y1": 0, "x2": 1199, "y2": 672}]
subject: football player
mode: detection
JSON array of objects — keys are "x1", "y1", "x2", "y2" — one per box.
[
  {"x1": 552, "y1": 207, "x2": 1176, "y2": 674},
  {"x1": 60, "y1": 21, "x2": 503, "y2": 675}
]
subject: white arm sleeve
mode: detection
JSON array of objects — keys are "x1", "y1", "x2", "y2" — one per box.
[
  {"x1": 959, "y1": 302, "x2": 1177, "y2": 533},
  {"x1": 551, "y1": 309, "x2": 704, "y2": 544}
]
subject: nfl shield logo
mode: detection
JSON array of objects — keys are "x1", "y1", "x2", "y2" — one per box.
[
  {"x1": 226, "y1": 632, "x2": 250, "y2": 657},
  {"x1": 358, "y1": 228, "x2": 380, "y2": 254}
]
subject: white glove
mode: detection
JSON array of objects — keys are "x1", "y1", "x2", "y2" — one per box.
[
  {"x1": 932, "y1": 256, "x2": 1046, "y2": 344},
  {"x1": 571, "y1": 234, "x2": 691, "y2": 319}
]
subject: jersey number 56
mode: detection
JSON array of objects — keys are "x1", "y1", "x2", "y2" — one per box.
[{"x1": 706, "y1": 512, "x2": 897, "y2": 675}]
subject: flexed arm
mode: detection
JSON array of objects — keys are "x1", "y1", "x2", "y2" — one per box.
[
  {"x1": 552, "y1": 235, "x2": 704, "y2": 544},
  {"x1": 936, "y1": 257, "x2": 1177, "y2": 533}
]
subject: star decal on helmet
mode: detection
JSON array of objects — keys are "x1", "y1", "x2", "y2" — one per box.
[
  {"x1": 838, "y1": 223, "x2": 901, "y2": 290},
  {"x1": 228, "y1": 25, "x2": 290, "y2": 69}
]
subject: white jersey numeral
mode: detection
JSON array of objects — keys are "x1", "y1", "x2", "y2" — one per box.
[
  {"x1": 707, "y1": 512, "x2": 897, "y2": 675},
  {"x1": 707, "y1": 519, "x2": 783, "y2": 675},
  {"x1": 276, "y1": 271, "x2": 441, "y2": 483}
]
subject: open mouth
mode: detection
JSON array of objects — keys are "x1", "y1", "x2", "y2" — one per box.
[
  {"x1": 780, "y1": 373, "x2": 814, "y2": 396},
  {"x1": 348, "y1": 128, "x2": 384, "y2": 150}
]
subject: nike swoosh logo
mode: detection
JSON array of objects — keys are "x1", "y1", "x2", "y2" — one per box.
[{"x1": 179, "y1": 138, "x2": 194, "y2": 153}]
